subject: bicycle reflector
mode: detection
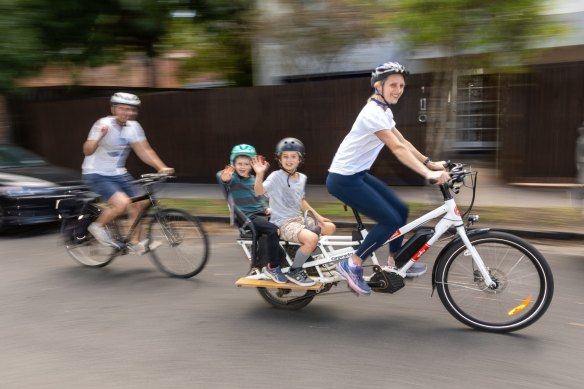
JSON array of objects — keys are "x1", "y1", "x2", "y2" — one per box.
[{"x1": 507, "y1": 295, "x2": 532, "y2": 316}]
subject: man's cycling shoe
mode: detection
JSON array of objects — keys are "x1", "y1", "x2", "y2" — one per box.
[
  {"x1": 128, "y1": 239, "x2": 163, "y2": 255},
  {"x1": 88, "y1": 223, "x2": 121, "y2": 249}
]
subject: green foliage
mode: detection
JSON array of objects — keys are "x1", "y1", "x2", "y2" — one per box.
[
  {"x1": 0, "y1": 0, "x2": 186, "y2": 91},
  {"x1": 0, "y1": 0, "x2": 46, "y2": 91},
  {"x1": 28, "y1": 0, "x2": 174, "y2": 62},
  {"x1": 0, "y1": 0, "x2": 568, "y2": 92},
  {"x1": 257, "y1": 0, "x2": 389, "y2": 74},
  {"x1": 393, "y1": 0, "x2": 562, "y2": 70},
  {"x1": 179, "y1": 0, "x2": 255, "y2": 86}
]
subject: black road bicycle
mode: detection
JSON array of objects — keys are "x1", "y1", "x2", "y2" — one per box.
[{"x1": 57, "y1": 173, "x2": 209, "y2": 278}]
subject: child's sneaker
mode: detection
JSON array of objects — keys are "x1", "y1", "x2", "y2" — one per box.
[
  {"x1": 286, "y1": 267, "x2": 316, "y2": 286},
  {"x1": 336, "y1": 259, "x2": 371, "y2": 296},
  {"x1": 263, "y1": 266, "x2": 287, "y2": 284}
]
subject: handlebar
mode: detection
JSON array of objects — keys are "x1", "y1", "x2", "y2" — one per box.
[
  {"x1": 136, "y1": 173, "x2": 175, "y2": 185},
  {"x1": 428, "y1": 161, "x2": 471, "y2": 188}
]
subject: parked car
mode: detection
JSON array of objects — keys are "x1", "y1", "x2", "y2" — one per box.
[{"x1": 0, "y1": 144, "x2": 86, "y2": 230}]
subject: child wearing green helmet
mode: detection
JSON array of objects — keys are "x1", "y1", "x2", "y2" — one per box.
[{"x1": 220, "y1": 144, "x2": 287, "y2": 283}]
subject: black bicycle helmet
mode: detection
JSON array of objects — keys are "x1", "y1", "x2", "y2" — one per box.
[{"x1": 275, "y1": 137, "x2": 305, "y2": 158}]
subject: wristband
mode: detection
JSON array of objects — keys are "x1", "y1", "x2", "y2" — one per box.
[{"x1": 423, "y1": 157, "x2": 431, "y2": 166}]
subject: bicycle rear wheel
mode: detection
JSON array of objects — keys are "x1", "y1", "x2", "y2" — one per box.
[
  {"x1": 257, "y1": 287, "x2": 316, "y2": 310},
  {"x1": 148, "y1": 208, "x2": 209, "y2": 278},
  {"x1": 62, "y1": 216, "x2": 117, "y2": 268},
  {"x1": 435, "y1": 231, "x2": 554, "y2": 333}
]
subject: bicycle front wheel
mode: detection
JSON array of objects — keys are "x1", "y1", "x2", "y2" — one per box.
[
  {"x1": 148, "y1": 208, "x2": 209, "y2": 278},
  {"x1": 435, "y1": 231, "x2": 554, "y2": 333}
]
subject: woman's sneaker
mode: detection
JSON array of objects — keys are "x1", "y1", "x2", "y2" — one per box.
[
  {"x1": 405, "y1": 262, "x2": 427, "y2": 278},
  {"x1": 336, "y1": 259, "x2": 371, "y2": 296},
  {"x1": 382, "y1": 261, "x2": 427, "y2": 278},
  {"x1": 286, "y1": 268, "x2": 316, "y2": 286},
  {"x1": 263, "y1": 266, "x2": 287, "y2": 284}
]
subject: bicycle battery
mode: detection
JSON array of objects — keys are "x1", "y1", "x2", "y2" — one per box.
[{"x1": 394, "y1": 228, "x2": 434, "y2": 266}]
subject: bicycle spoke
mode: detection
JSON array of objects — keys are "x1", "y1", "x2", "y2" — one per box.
[
  {"x1": 148, "y1": 209, "x2": 209, "y2": 278},
  {"x1": 435, "y1": 231, "x2": 553, "y2": 332}
]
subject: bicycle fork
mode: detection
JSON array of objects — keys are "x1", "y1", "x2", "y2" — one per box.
[
  {"x1": 456, "y1": 226, "x2": 496, "y2": 289},
  {"x1": 394, "y1": 214, "x2": 496, "y2": 290}
]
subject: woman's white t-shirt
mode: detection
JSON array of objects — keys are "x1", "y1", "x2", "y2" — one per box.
[
  {"x1": 329, "y1": 100, "x2": 396, "y2": 175},
  {"x1": 82, "y1": 116, "x2": 146, "y2": 176}
]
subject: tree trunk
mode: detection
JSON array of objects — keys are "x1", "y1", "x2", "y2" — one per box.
[
  {"x1": 425, "y1": 60, "x2": 457, "y2": 160},
  {"x1": 0, "y1": 95, "x2": 11, "y2": 144}
]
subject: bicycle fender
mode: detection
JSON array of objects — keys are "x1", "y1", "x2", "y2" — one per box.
[{"x1": 431, "y1": 228, "x2": 491, "y2": 293}]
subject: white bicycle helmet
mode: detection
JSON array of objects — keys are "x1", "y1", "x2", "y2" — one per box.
[
  {"x1": 370, "y1": 61, "x2": 409, "y2": 87},
  {"x1": 110, "y1": 92, "x2": 141, "y2": 107}
]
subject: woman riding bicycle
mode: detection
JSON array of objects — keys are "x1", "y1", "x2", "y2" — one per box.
[
  {"x1": 82, "y1": 92, "x2": 174, "y2": 253},
  {"x1": 326, "y1": 61, "x2": 449, "y2": 296}
]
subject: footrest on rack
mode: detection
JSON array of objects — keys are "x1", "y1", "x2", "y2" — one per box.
[{"x1": 235, "y1": 277, "x2": 322, "y2": 291}]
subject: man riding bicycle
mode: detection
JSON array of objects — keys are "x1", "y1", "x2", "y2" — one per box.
[{"x1": 82, "y1": 92, "x2": 174, "y2": 253}]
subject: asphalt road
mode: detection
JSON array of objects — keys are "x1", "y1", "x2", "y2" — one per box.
[{"x1": 1, "y1": 226, "x2": 583, "y2": 389}]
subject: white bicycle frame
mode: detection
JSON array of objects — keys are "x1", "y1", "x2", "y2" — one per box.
[{"x1": 237, "y1": 179, "x2": 496, "y2": 289}]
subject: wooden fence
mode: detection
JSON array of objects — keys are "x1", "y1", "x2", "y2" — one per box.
[
  {"x1": 7, "y1": 61, "x2": 584, "y2": 185},
  {"x1": 8, "y1": 76, "x2": 428, "y2": 185},
  {"x1": 499, "y1": 61, "x2": 584, "y2": 183}
]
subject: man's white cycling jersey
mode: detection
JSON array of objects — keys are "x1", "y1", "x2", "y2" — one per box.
[{"x1": 82, "y1": 116, "x2": 146, "y2": 176}]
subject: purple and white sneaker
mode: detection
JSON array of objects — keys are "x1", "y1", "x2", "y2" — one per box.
[{"x1": 336, "y1": 259, "x2": 371, "y2": 296}]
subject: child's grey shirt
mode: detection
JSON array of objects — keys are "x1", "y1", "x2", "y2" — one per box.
[{"x1": 263, "y1": 169, "x2": 306, "y2": 227}]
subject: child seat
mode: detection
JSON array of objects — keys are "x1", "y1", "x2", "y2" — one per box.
[{"x1": 216, "y1": 171, "x2": 262, "y2": 268}]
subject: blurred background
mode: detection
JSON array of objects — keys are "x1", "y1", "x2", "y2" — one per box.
[{"x1": 0, "y1": 0, "x2": 583, "y2": 186}]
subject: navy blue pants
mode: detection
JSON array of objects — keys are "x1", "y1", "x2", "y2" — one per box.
[
  {"x1": 250, "y1": 215, "x2": 281, "y2": 268},
  {"x1": 326, "y1": 171, "x2": 408, "y2": 260}
]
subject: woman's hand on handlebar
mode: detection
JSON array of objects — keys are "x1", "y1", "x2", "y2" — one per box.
[
  {"x1": 428, "y1": 160, "x2": 448, "y2": 171},
  {"x1": 427, "y1": 170, "x2": 450, "y2": 185}
]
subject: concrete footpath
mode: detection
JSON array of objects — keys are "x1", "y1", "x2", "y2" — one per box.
[{"x1": 156, "y1": 170, "x2": 584, "y2": 241}]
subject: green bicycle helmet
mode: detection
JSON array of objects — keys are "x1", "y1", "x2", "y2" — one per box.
[{"x1": 230, "y1": 144, "x2": 257, "y2": 165}]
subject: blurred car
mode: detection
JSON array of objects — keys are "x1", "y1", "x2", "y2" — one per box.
[{"x1": 0, "y1": 144, "x2": 86, "y2": 229}]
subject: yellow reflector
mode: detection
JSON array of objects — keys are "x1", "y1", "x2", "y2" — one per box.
[{"x1": 508, "y1": 295, "x2": 532, "y2": 316}]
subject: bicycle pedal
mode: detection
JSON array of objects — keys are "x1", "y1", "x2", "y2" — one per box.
[{"x1": 113, "y1": 241, "x2": 127, "y2": 250}]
